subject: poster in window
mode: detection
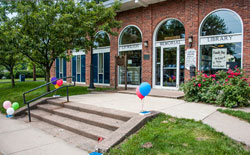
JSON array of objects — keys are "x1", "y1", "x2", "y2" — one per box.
[
  {"x1": 185, "y1": 49, "x2": 196, "y2": 70},
  {"x1": 212, "y1": 48, "x2": 227, "y2": 69}
]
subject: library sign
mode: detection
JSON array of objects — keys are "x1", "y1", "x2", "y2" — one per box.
[
  {"x1": 212, "y1": 48, "x2": 227, "y2": 69},
  {"x1": 200, "y1": 33, "x2": 242, "y2": 45}
]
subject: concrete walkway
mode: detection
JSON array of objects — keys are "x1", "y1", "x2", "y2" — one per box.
[
  {"x1": 63, "y1": 92, "x2": 250, "y2": 146},
  {"x1": 0, "y1": 115, "x2": 88, "y2": 155}
]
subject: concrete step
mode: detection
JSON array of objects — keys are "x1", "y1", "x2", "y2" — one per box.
[
  {"x1": 47, "y1": 99, "x2": 135, "y2": 121},
  {"x1": 19, "y1": 116, "x2": 98, "y2": 152},
  {"x1": 30, "y1": 109, "x2": 112, "y2": 141},
  {"x1": 37, "y1": 104, "x2": 125, "y2": 131}
]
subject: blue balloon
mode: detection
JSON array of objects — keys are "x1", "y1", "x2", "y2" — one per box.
[
  {"x1": 139, "y1": 82, "x2": 151, "y2": 97},
  {"x1": 51, "y1": 77, "x2": 57, "y2": 85}
]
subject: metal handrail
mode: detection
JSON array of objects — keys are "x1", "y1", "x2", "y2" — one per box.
[{"x1": 23, "y1": 76, "x2": 75, "y2": 122}]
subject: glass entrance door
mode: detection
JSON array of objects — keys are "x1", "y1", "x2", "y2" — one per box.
[{"x1": 162, "y1": 47, "x2": 177, "y2": 87}]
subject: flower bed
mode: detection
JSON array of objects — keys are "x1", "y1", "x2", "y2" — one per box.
[{"x1": 181, "y1": 67, "x2": 250, "y2": 108}]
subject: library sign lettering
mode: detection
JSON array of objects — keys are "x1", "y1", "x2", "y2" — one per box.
[{"x1": 212, "y1": 48, "x2": 227, "y2": 69}]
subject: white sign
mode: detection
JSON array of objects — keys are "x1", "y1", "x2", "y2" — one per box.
[
  {"x1": 212, "y1": 48, "x2": 227, "y2": 69},
  {"x1": 185, "y1": 49, "x2": 196, "y2": 70},
  {"x1": 119, "y1": 43, "x2": 142, "y2": 51},
  {"x1": 156, "y1": 39, "x2": 185, "y2": 47},
  {"x1": 200, "y1": 33, "x2": 242, "y2": 45}
]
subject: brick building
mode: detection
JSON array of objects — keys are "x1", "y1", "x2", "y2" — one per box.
[{"x1": 51, "y1": 0, "x2": 250, "y2": 89}]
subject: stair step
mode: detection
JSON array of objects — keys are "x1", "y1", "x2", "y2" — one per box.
[
  {"x1": 30, "y1": 109, "x2": 112, "y2": 141},
  {"x1": 37, "y1": 104, "x2": 125, "y2": 131},
  {"x1": 47, "y1": 99, "x2": 135, "y2": 121}
]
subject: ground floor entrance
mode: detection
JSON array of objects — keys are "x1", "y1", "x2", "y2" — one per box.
[{"x1": 154, "y1": 45, "x2": 185, "y2": 89}]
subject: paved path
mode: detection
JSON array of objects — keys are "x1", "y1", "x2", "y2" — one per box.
[
  {"x1": 64, "y1": 92, "x2": 250, "y2": 146},
  {"x1": 0, "y1": 115, "x2": 88, "y2": 155}
]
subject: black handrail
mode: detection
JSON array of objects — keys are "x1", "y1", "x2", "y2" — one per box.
[{"x1": 23, "y1": 76, "x2": 75, "y2": 122}]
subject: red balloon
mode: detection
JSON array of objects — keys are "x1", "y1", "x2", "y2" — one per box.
[
  {"x1": 136, "y1": 87, "x2": 144, "y2": 100},
  {"x1": 56, "y1": 79, "x2": 63, "y2": 86}
]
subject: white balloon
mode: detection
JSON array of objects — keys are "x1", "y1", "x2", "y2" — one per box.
[{"x1": 7, "y1": 108, "x2": 15, "y2": 115}]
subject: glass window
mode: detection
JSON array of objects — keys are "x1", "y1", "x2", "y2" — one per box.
[
  {"x1": 200, "y1": 43, "x2": 241, "y2": 74},
  {"x1": 119, "y1": 50, "x2": 141, "y2": 85},
  {"x1": 59, "y1": 58, "x2": 63, "y2": 73},
  {"x1": 77, "y1": 55, "x2": 81, "y2": 74},
  {"x1": 157, "y1": 19, "x2": 185, "y2": 41},
  {"x1": 99, "y1": 53, "x2": 104, "y2": 74},
  {"x1": 120, "y1": 26, "x2": 142, "y2": 45},
  {"x1": 155, "y1": 47, "x2": 161, "y2": 85},
  {"x1": 201, "y1": 10, "x2": 242, "y2": 36},
  {"x1": 200, "y1": 10, "x2": 243, "y2": 74},
  {"x1": 94, "y1": 31, "x2": 110, "y2": 47}
]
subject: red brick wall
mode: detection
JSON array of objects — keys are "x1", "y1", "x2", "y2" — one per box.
[{"x1": 51, "y1": 0, "x2": 250, "y2": 87}]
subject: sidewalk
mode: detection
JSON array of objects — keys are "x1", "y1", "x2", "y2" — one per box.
[
  {"x1": 63, "y1": 92, "x2": 250, "y2": 146},
  {"x1": 0, "y1": 115, "x2": 88, "y2": 155}
]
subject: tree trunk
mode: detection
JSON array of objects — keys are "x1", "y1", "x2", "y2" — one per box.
[
  {"x1": 33, "y1": 64, "x2": 36, "y2": 81},
  {"x1": 46, "y1": 67, "x2": 50, "y2": 92},
  {"x1": 9, "y1": 68, "x2": 15, "y2": 88},
  {"x1": 89, "y1": 46, "x2": 95, "y2": 89}
]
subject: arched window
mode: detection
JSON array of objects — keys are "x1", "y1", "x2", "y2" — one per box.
[
  {"x1": 118, "y1": 25, "x2": 142, "y2": 86},
  {"x1": 94, "y1": 31, "x2": 110, "y2": 47},
  {"x1": 119, "y1": 26, "x2": 142, "y2": 45},
  {"x1": 199, "y1": 9, "x2": 243, "y2": 74},
  {"x1": 93, "y1": 31, "x2": 110, "y2": 84},
  {"x1": 156, "y1": 19, "x2": 185, "y2": 41}
]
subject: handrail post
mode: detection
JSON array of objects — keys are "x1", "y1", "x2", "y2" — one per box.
[
  {"x1": 66, "y1": 86, "x2": 69, "y2": 102},
  {"x1": 23, "y1": 94, "x2": 31, "y2": 122}
]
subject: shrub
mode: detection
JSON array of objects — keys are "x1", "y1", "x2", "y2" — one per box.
[{"x1": 181, "y1": 67, "x2": 250, "y2": 108}]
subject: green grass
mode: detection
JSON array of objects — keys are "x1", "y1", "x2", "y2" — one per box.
[
  {"x1": 0, "y1": 81, "x2": 91, "y2": 113},
  {"x1": 108, "y1": 114, "x2": 250, "y2": 155},
  {"x1": 0, "y1": 78, "x2": 45, "y2": 82},
  {"x1": 218, "y1": 109, "x2": 250, "y2": 123}
]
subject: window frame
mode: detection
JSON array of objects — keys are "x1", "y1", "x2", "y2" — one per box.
[{"x1": 198, "y1": 8, "x2": 244, "y2": 71}]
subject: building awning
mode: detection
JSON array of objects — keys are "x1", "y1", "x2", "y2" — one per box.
[{"x1": 103, "y1": 0, "x2": 166, "y2": 12}]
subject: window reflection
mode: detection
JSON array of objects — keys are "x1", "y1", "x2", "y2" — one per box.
[
  {"x1": 119, "y1": 50, "x2": 141, "y2": 85},
  {"x1": 157, "y1": 19, "x2": 185, "y2": 41},
  {"x1": 94, "y1": 31, "x2": 110, "y2": 47},
  {"x1": 201, "y1": 10, "x2": 242, "y2": 36},
  {"x1": 200, "y1": 43, "x2": 241, "y2": 74},
  {"x1": 120, "y1": 26, "x2": 142, "y2": 45}
]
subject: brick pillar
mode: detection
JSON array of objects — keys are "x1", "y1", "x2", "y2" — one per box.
[
  {"x1": 85, "y1": 50, "x2": 91, "y2": 86},
  {"x1": 110, "y1": 33, "x2": 118, "y2": 88},
  {"x1": 141, "y1": 6, "x2": 153, "y2": 85},
  {"x1": 50, "y1": 61, "x2": 56, "y2": 78},
  {"x1": 184, "y1": 0, "x2": 199, "y2": 81},
  {"x1": 67, "y1": 50, "x2": 72, "y2": 83}
]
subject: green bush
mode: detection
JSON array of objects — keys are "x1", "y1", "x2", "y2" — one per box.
[{"x1": 181, "y1": 67, "x2": 250, "y2": 108}]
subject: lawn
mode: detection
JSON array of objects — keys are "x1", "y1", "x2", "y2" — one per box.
[
  {"x1": 0, "y1": 81, "x2": 94, "y2": 113},
  {"x1": 108, "y1": 114, "x2": 250, "y2": 155},
  {"x1": 0, "y1": 78, "x2": 45, "y2": 83},
  {"x1": 218, "y1": 109, "x2": 250, "y2": 123}
]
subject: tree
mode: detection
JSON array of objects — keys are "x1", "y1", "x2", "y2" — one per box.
[
  {"x1": 13, "y1": 0, "x2": 77, "y2": 91},
  {"x1": 0, "y1": 19, "x2": 23, "y2": 87},
  {"x1": 74, "y1": 0, "x2": 121, "y2": 88}
]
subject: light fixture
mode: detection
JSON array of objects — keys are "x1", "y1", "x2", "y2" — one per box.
[
  {"x1": 144, "y1": 41, "x2": 148, "y2": 47},
  {"x1": 188, "y1": 36, "x2": 193, "y2": 48}
]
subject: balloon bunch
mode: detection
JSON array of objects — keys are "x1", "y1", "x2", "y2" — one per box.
[
  {"x1": 136, "y1": 82, "x2": 151, "y2": 112},
  {"x1": 3, "y1": 101, "x2": 19, "y2": 118},
  {"x1": 51, "y1": 77, "x2": 63, "y2": 89}
]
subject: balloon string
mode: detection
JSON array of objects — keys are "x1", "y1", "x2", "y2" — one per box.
[{"x1": 141, "y1": 98, "x2": 144, "y2": 112}]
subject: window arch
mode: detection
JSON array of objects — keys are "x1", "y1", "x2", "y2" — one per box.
[
  {"x1": 119, "y1": 26, "x2": 142, "y2": 45},
  {"x1": 94, "y1": 31, "x2": 110, "y2": 48},
  {"x1": 156, "y1": 19, "x2": 185, "y2": 41},
  {"x1": 199, "y1": 9, "x2": 243, "y2": 74}
]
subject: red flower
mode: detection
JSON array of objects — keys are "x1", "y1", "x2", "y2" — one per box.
[
  {"x1": 204, "y1": 74, "x2": 209, "y2": 78},
  {"x1": 212, "y1": 78, "x2": 216, "y2": 81},
  {"x1": 198, "y1": 83, "x2": 201, "y2": 87},
  {"x1": 234, "y1": 65, "x2": 238, "y2": 69},
  {"x1": 216, "y1": 81, "x2": 220, "y2": 84},
  {"x1": 225, "y1": 79, "x2": 228, "y2": 82},
  {"x1": 249, "y1": 84, "x2": 250, "y2": 87},
  {"x1": 193, "y1": 83, "x2": 196, "y2": 86},
  {"x1": 203, "y1": 79, "x2": 206, "y2": 82},
  {"x1": 211, "y1": 74, "x2": 216, "y2": 78}
]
